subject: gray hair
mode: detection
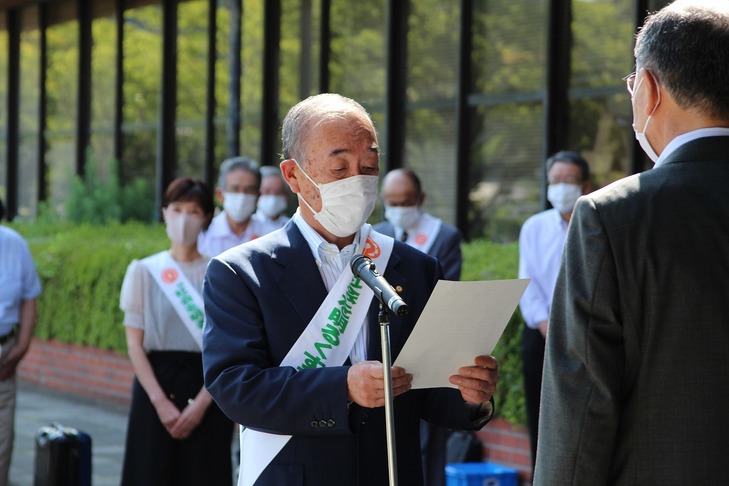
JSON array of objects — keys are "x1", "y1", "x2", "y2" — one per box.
[
  {"x1": 280, "y1": 93, "x2": 378, "y2": 165},
  {"x1": 217, "y1": 156, "x2": 261, "y2": 189},
  {"x1": 260, "y1": 165, "x2": 283, "y2": 180},
  {"x1": 635, "y1": 0, "x2": 729, "y2": 120}
]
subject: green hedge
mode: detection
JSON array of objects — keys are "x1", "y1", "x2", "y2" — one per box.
[
  {"x1": 19, "y1": 222, "x2": 168, "y2": 351},
  {"x1": 13, "y1": 222, "x2": 526, "y2": 425}
]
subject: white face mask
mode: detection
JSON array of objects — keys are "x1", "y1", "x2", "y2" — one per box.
[
  {"x1": 257, "y1": 195, "x2": 288, "y2": 219},
  {"x1": 164, "y1": 210, "x2": 204, "y2": 247},
  {"x1": 223, "y1": 192, "x2": 258, "y2": 223},
  {"x1": 632, "y1": 74, "x2": 661, "y2": 163},
  {"x1": 547, "y1": 183, "x2": 582, "y2": 214},
  {"x1": 384, "y1": 205, "x2": 421, "y2": 231},
  {"x1": 296, "y1": 161, "x2": 379, "y2": 237}
]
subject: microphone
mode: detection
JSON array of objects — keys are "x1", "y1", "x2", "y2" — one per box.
[{"x1": 350, "y1": 254, "x2": 408, "y2": 316}]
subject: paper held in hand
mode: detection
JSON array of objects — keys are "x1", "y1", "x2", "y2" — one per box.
[{"x1": 394, "y1": 278, "x2": 529, "y2": 389}]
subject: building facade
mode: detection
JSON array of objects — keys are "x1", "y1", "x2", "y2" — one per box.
[{"x1": 0, "y1": 0, "x2": 666, "y2": 240}]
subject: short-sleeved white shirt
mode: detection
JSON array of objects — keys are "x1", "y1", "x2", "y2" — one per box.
[
  {"x1": 0, "y1": 226, "x2": 42, "y2": 334},
  {"x1": 119, "y1": 251, "x2": 209, "y2": 352}
]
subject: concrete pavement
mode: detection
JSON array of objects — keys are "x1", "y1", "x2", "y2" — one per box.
[{"x1": 9, "y1": 383, "x2": 128, "y2": 486}]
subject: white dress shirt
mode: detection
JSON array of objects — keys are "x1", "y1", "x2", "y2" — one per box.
[
  {"x1": 292, "y1": 210, "x2": 369, "y2": 364},
  {"x1": 518, "y1": 208, "x2": 569, "y2": 329}
]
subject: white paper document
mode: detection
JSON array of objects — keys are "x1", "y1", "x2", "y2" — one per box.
[{"x1": 394, "y1": 278, "x2": 529, "y2": 389}]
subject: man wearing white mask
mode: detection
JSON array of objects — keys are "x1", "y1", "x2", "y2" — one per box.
[
  {"x1": 375, "y1": 168, "x2": 463, "y2": 282},
  {"x1": 202, "y1": 93, "x2": 500, "y2": 486},
  {"x1": 517, "y1": 150, "x2": 591, "y2": 470},
  {"x1": 374, "y1": 167, "x2": 463, "y2": 486},
  {"x1": 536, "y1": 2, "x2": 729, "y2": 482},
  {"x1": 252, "y1": 165, "x2": 290, "y2": 230},
  {"x1": 198, "y1": 156, "x2": 271, "y2": 257}
]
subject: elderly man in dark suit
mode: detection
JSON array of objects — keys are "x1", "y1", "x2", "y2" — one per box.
[
  {"x1": 374, "y1": 168, "x2": 464, "y2": 485},
  {"x1": 202, "y1": 93, "x2": 498, "y2": 486},
  {"x1": 535, "y1": 1, "x2": 729, "y2": 484},
  {"x1": 374, "y1": 168, "x2": 463, "y2": 282}
]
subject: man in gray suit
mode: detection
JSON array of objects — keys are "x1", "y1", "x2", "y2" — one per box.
[{"x1": 535, "y1": 1, "x2": 729, "y2": 484}]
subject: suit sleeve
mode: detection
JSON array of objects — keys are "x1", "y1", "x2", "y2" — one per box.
[
  {"x1": 436, "y1": 227, "x2": 463, "y2": 281},
  {"x1": 202, "y1": 256, "x2": 351, "y2": 436},
  {"x1": 534, "y1": 196, "x2": 624, "y2": 484}
]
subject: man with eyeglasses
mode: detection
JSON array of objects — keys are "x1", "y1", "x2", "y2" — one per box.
[{"x1": 535, "y1": 1, "x2": 729, "y2": 484}]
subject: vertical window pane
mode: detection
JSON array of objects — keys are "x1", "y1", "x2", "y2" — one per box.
[
  {"x1": 177, "y1": 0, "x2": 209, "y2": 179},
  {"x1": 90, "y1": 4, "x2": 118, "y2": 175},
  {"x1": 123, "y1": 5, "x2": 161, "y2": 186},
  {"x1": 469, "y1": 0, "x2": 546, "y2": 240},
  {"x1": 18, "y1": 7, "x2": 41, "y2": 219},
  {"x1": 46, "y1": 6, "x2": 79, "y2": 217},
  {"x1": 329, "y1": 0, "x2": 386, "y2": 107},
  {"x1": 214, "y1": 0, "x2": 231, "y2": 166},
  {"x1": 405, "y1": 0, "x2": 460, "y2": 224},
  {"x1": 240, "y1": 0, "x2": 263, "y2": 161},
  {"x1": 569, "y1": 0, "x2": 634, "y2": 188}
]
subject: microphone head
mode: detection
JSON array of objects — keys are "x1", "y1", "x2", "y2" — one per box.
[{"x1": 350, "y1": 253, "x2": 374, "y2": 277}]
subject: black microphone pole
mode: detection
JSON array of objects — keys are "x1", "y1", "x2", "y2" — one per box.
[{"x1": 351, "y1": 254, "x2": 407, "y2": 486}]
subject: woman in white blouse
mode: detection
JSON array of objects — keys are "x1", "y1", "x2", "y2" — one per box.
[{"x1": 119, "y1": 178, "x2": 232, "y2": 486}]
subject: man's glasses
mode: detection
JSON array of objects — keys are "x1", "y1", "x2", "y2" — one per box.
[{"x1": 623, "y1": 72, "x2": 637, "y2": 96}]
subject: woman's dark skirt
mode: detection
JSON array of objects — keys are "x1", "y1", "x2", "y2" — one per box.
[{"x1": 121, "y1": 351, "x2": 233, "y2": 486}]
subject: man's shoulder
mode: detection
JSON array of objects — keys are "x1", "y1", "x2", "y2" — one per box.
[
  {"x1": 435, "y1": 219, "x2": 462, "y2": 239},
  {"x1": 372, "y1": 220, "x2": 394, "y2": 235},
  {"x1": 215, "y1": 224, "x2": 295, "y2": 263},
  {"x1": 522, "y1": 208, "x2": 559, "y2": 229},
  {"x1": 0, "y1": 225, "x2": 30, "y2": 248}
]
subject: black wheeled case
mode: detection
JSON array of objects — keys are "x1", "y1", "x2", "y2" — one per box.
[{"x1": 34, "y1": 423, "x2": 92, "y2": 486}]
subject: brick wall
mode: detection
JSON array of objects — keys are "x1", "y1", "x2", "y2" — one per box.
[
  {"x1": 477, "y1": 418, "x2": 533, "y2": 483},
  {"x1": 18, "y1": 338, "x2": 534, "y2": 483},
  {"x1": 18, "y1": 338, "x2": 134, "y2": 407}
]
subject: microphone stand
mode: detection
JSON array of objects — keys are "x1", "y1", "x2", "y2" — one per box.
[{"x1": 379, "y1": 303, "x2": 398, "y2": 486}]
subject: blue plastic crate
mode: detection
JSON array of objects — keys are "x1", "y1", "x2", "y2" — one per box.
[{"x1": 445, "y1": 462, "x2": 519, "y2": 486}]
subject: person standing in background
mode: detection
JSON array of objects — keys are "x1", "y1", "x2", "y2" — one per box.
[
  {"x1": 517, "y1": 150, "x2": 591, "y2": 468},
  {"x1": 374, "y1": 168, "x2": 463, "y2": 281},
  {"x1": 253, "y1": 165, "x2": 291, "y2": 231},
  {"x1": 197, "y1": 156, "x2": 269, "y2": 257},
  {"x1": 536, "y1": 2, "x2": 729, "y2": 483},
  {"x1": 374, "y1": 167, "x2": 465, "y2": 485},
  {"x1": 120, "y1": 178, "x2": 232, "y2": 486},
  {"x1": 0, "y1": 197, "x2": 42, "y2": 486}
]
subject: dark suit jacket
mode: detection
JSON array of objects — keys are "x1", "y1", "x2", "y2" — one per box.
[
  {"x1": 373, "y1": 218, "x2": 463, "y2": 281},
  {"x1": 202, "y1": 221, "x2": 484, "y2": 485},
  {"x1": 535, "y1": 136, "x2": 729, "y2": 485}
]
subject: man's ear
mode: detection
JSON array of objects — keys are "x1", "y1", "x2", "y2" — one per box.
[
  {"x1": 215, "y1": 187, "x2": 225, "y2": 206},
  {"x1": 280, "y1": 159, "x2": 301, "y2": 193},
  {"x1": 641, "y1": 69, "x2": 661, "y2": 116},
  {"x1": 417, "y1": 191, "x2": 426, "y2": 207}
]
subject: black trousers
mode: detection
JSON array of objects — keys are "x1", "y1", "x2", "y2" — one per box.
[
  {"x1": 121, "y1": 351, "x2": 233, "y2": 486},
  {"x1": 521, "y1": 326, "x2": 545, "y2": 469}
]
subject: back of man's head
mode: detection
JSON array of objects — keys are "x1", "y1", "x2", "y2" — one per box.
[
  {"x1": 635, "y1": 1, "x2": 729, "y2": 121},
  {"x1": 218, "y1": 156, "x2": 261, "y2": 189},
  {"x1": 0, "y1": 197, "x2": 4, "y2": 221}
]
